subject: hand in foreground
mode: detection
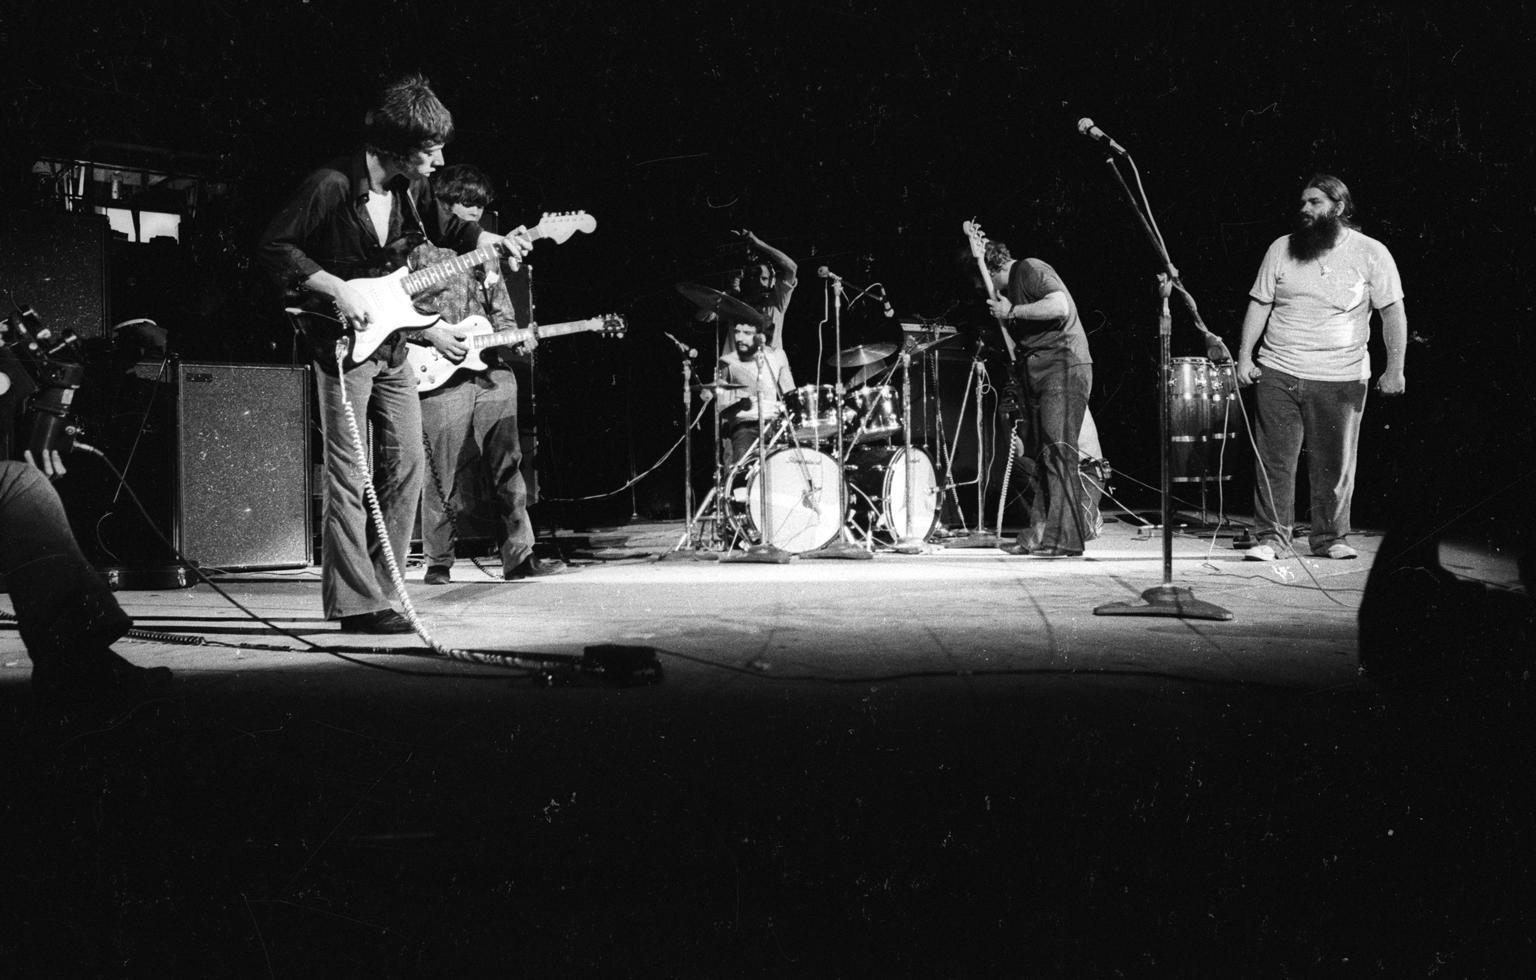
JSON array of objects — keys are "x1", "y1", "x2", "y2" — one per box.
[
  {"x1": 1234, "y1": 357, "x2": 1262, "y2": 386},
  {"x1": 420, "y1": 324, "x2": 468, "y2": 362},
  {"x1": 333, "y1": 284, "x2": 373, "y2": 332},
  {"x1": 23, "y1": 448, "x2": 67, "y2": 480},
  {"x1": 1375, "y1": 369, "x2": 1406, "y2": 396}
]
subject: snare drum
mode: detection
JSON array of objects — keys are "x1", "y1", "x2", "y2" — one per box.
[
  {"x1": 844, "y1": 384, "x2": 902, "y2": 441},
  {"x1": 844, "y1": 445, "x2": 938, "y2": 543},
  {"x1": 784, "y1": 384, "x2": 842, "y2": 443},
  {"x1": 727, "y1": 446, "x2": 846, "y2": 553}
]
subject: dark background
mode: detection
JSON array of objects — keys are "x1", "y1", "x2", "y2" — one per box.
[{"x1": 4, "y1": 0, "x2": 1533, "y2": 531}]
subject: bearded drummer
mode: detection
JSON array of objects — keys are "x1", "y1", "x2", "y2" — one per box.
[
  {"x1": 714, "y1": 229, "x2": 798, "y2": 468},
  {"x1": 718, "y1": 317, "x2": 796, "y2": 469}
]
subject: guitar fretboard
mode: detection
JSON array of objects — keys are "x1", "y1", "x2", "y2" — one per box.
[
  {"x1": 401, "y1": 244, "x2": 504, "y2": 297},
  {"x1": 471, "y1": 319, "x2": 600, "y2": 351}
]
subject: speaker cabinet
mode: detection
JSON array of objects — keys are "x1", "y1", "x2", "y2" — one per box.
[
  {"x1": 0, "y1": 210, "x2": 110, "y2": 341},
  {"x1": 175, "y1": 362, "x2": 311, "y2": 570}
]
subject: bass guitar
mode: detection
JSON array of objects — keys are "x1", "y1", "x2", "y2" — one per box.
[
  {"x1": 292, "y1": 210, "x2": 597, "y2": 366},
  {"x1": 962, "y1": 218, "x2": 1017, "y2": 363},
  {"x1": 409, "y1": 313, "x2": 626, "y2": 392}
]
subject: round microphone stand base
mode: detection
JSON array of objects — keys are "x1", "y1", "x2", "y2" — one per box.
[{"x1": 1093, "y1": 584, "x2": 1234, "y2": 622}]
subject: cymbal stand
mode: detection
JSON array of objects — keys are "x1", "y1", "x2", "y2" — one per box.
[
  {"x1": 803, "y1": 273, "x2": 872, "y2": 559},
  {"x1": 892, "y1": 346, "x2": 929, "y2": 552},
  {"x1": 722, "y1": 341, "x2": 792, "y2": 564},
  {"x1": 939, "y1": 340, "x2": 1002, "y2": 547}
]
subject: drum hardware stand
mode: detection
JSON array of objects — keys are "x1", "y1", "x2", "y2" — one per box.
[
  {"x1": 892, "y1": 344, "x2": 931, "y2": 553},
  {"x1": 943, "y1": 340, "x2": 1003, "y2": 548},
  {"x1": 803, "y1": 271, "x2": 873, "y2": 560},
  {"x1": 1090, "y1": 150, "x2": 1231, "y2": 621},
  {"x1": 722, "y1": 342, "x2": 792, "y2": 564}
]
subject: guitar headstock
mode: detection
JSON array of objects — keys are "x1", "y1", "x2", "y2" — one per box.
[
  {"x1": 600, "y1": 314, "x2": 627, "y2": 338},
  {"x1": 962, "y1": 219, "x2": 989, "y2": 261},
  {"x1": 532, "y1": 210, "x2": 597, "y2": 245}
]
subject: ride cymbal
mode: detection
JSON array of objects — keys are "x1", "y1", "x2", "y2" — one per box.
[{"x1": 827, "y1": 342, "x2": 897, "y2": 368}]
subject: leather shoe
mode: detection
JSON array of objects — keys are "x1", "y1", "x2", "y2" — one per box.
[
  {"x1": 1026, "y1": 546, "x2": 1083, "y2": 558},
  {"x1": 31, "y1": 649, "x2": 174, "y2": 705},
  {"x1": 423, "y1": 565, "x2": 452, "y2": 585},
  {"x1": 338, "y1": 610, "x2": 414, "y2": 634},
  {"x1": 504, "y1": 556, "x2": 567, "y2": 580}
]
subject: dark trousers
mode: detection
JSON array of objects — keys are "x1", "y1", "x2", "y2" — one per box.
[
  {"x1": 1015, "y1": 357, "x2": 1094, "y2": 552},
  {"x1": 419, "y1": 368, "x2": 533, "y2": 571},
  {"x1": 1251, "y1": 367, "x2": 1367, "y2": 554}
]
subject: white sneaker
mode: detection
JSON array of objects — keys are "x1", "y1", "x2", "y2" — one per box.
[
  {"x1": 1315, "y1": 542, "x2": 1359, "y2": 560},
  {"x1": 1244, "y1": 543, "x2": 1281, "y2": 562}
]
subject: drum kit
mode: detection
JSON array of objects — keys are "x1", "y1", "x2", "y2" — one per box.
[{"x1": 670, "y1": 281, "x2": 942, "y2": 558}]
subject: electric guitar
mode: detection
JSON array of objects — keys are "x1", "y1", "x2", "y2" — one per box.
[
  {"x1": 409, "y1": 313, "x2": 627, "y2": 392},
  {"x1": 962, "y1": 218, "x2": 1018, "y2": 363},
  {"x1": 290, "y1": 211, "x2": 597, "y2": 365}
]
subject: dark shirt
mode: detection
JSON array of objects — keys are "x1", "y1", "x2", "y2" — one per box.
[
  {"x1": 255, "y1": 151, "x2": 484, "y2": 365},
  {"x1": 1005, "y1": 258, "x2": 1092, "y2": 365}
]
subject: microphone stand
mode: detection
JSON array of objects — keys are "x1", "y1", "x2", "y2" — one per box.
[
  {"x1": 722, "y1": 335, "x2": 792, "y2": 564},
  {"x1": 803, "y1": 272, "x2": 871, "y2": 560},
  {"x1": 1091, "y1": 152, "x2": 1232, "y2": 621},
  {"x1": 664, "y1": 338, "x2": 709, "y2": 559}
]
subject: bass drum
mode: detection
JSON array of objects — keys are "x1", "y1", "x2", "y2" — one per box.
[
  {"x1": 844, "y1": 445, "x2": 938, "y2": 544},
  {"x1": 727, "y1": 446, "x2": 846, "y2": 553}
]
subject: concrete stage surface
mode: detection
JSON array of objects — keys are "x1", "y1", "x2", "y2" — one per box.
[{"x1": 3, "y1": 516, "x2": 1532, "y2": 975}]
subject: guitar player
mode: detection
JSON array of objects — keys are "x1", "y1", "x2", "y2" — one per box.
[
  {"x1": 255, "y1": 73, "x2": 532, "y2": 634},
  {"x1": 979, "y1": 237, "x2": 1096, "y2": 559},
  {"x1": 412, "y1": 164, "x2": 564, "y2": 584}
]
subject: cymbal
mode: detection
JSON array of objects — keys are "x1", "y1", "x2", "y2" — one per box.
[
  {"x1": 676, "y1": 282, "x2": 766, "y2": 327},
  {"x1": 827, "y1": 342, "x2": 897, "y2": 368},
  {"x1": 692, "y1": 380, "x2": 751, "y2": 391}
]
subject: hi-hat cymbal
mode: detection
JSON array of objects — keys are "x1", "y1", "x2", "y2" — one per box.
[
  {"x1": 692, "y1": 380, "x2": 751, "y2": 391},
  {"x1": 827, "y1": 342, "x2": 897, "y2": 368},
  {"x1": 676, "y1": 282, "x2": 767, "y2": 327}
]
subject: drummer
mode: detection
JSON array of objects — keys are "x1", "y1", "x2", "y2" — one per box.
[{"x1": 715, "y1": 229, "x2": 798, "y2": 467}]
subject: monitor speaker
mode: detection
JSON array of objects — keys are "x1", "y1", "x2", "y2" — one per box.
[{"x1": 175, "y1": 361, "x2": 311, "y2": 570}]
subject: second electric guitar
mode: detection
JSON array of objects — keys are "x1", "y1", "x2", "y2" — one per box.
[{"x1": 409, "y1": 314, "x2": 627, "y2": 391}]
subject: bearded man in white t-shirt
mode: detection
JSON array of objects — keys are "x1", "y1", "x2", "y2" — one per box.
[{"x1": 1234, "y1": 173, "x2": 1408, "y2": 562}]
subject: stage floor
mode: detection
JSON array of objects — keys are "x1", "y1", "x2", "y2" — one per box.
[{"x1": 3, "y1": 514, "x2": 1532, "y2": 974}]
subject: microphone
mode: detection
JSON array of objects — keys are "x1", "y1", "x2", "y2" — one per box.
[
  {"x1": 876, "y1": 285, "x2": 895, "y2": 319},
  {"x1": 1076, "y1": 117, "x2": 1128, "y2": 157},
  {"x1": 816, "y1": 266, "x2": 843, "y2": 282},
  {"x1": 662, "y1": 330, "x2": 698, "y2": 359}
]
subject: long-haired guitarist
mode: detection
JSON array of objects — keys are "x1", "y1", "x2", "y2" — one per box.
[
  {"x1": 255, "y1": 73, "x2": 532, "y2": 634},
  {"x1": 979, "y1": 236, "x2": 1095, "y2": 558},
  {"x1": 413, "y1": 164, "x2": 562, "y2": 584}
]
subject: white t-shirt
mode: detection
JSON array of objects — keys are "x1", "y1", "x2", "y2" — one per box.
[
  {"x1": 1249, "y1": 228, "x2": 1404, "y2": 381},
  {"x1": 717, "y1": 347, "x2": 793, "y2": 422}
]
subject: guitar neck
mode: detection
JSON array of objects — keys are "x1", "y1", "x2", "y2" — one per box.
[
  {"x1": 397, "y1": 220, "x2": 571, "y2": 299},
  {"x1": 470, "y1": 318, "x2": 599, "y2": 352},
  {"x1": 400, "y1": 244, "x2": 504, "y2": 297}
]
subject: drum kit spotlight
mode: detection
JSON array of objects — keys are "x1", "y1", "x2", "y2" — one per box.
[{"x1": 670, "y1": 281, "x2": 944, "y2": 559}]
